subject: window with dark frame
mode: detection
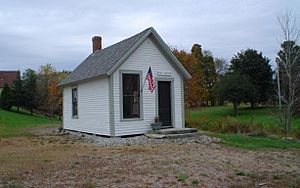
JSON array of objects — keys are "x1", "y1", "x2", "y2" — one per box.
[
  {"x1": 122, "y1": 73, "x2": 140, "y2": 119},
  {"x1": 72, "y1": 88, "x2": 78, "y2": 117}
]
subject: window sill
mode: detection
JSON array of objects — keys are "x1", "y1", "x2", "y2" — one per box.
[
  {"x1": 120, "y1": 118, "x2": 143, "y2": 122},
  {"x1": 72, "y1": 116, "x2": 79, "y2": 119}
]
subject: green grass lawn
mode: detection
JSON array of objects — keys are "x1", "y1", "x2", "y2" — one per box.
[
  {"x1": 213, "y1": 134, "x2": 300, "y2": 149},
  {"x1": 186, "y1": 105, "x2": 300, "y2": 129},
  {"x1": 0, "y1": 108, "x2": 61, "y2": 137},
  {"x1": 187, "y1": 105, "x2": 300, "y2": 149}
]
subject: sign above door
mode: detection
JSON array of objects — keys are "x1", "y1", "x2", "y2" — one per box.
[{"x1": 156, "y1": 71, "x2": 172, "y2": 77}]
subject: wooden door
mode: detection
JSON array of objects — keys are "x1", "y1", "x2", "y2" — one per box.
[{"x1": 158, "y1": 81, "x2": 172, "y2": 127}]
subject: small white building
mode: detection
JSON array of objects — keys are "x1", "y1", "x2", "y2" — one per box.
[{"x1": 59, "y1": 27, "x2": 191, "y2": 136}]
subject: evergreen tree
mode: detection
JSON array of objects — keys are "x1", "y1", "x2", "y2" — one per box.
[
  {"x1": 23, "y1": 69, "x2": 37, "y2": 115},
  {"x1": 11, "y1": 71, "x2": 24, "y2": 112},
  {"x1": 0, "y1": 83, "x2": 12, "y2": 110}
]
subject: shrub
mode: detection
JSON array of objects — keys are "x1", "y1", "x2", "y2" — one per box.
[
  {"x1": 185, "y1": 116, "x2": 209, "y2": 130},
  {"x1": 187, "y1": 116, "x2": 270, "y2": 136},
  {"x1": 265, "y1": 124, "x2": 284, "y2": 135},
  {"x1": 293, "y1": 128, "x2": 300, "y2": 139}
]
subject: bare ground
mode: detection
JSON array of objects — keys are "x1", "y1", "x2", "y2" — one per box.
[{"x1": 0, "y1": 127, "x2": 299, "y2": 188}]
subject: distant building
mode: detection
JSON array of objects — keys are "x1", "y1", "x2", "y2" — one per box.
[{"x1": 0, "y1": 71, "x2": 18, "y2": 93}]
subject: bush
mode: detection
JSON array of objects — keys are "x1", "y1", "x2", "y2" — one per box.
[
  {"x1": 294, "y1": 128, "x2": 300, "y2": 139},
  {"x1": 185, "y1": 116, "x2": 209, "y2": 130},
  {"x1": 186, "y1": 116, "x2": 268, "y2": 136}
]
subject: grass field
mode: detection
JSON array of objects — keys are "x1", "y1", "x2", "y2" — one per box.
[
  {"x1": 213, "y1": 134, "x2": 300, "y2": 149},
  {"x1": 0, "y1": 108, "x2": 61, "y2": 137},
  {"x1": 186, "y1": 105, "x2": 300, "y2": 129},
  {"x1": 186, "y1": 105, "x2": 300, "y2": 149}
]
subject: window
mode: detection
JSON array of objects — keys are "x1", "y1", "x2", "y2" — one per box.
[
  {"x1": 122, "y1": 73, "x2": 140, "y2": 119},
  {"x1": 72, "y1": 88, "x2": 78, "y2": 117}
]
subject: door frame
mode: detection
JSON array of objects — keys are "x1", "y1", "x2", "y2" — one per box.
[{"x1": 155, "y1": 77, "x2": 175, "y2": 128}]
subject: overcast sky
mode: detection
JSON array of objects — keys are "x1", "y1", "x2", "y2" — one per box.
[{"x1": 0, "y1": 0, "x2": 299, "y2": 72}]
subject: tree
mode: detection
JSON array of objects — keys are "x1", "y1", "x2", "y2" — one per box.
[
  {"x1": 230, "y1": 49, "x2": 273, "y2": 107},
  {"x1": 11, "y1": 71, "x2": 24, "y2": 112},
  {"x1": 214, "y1": 58, "x2": 228, "y2": 75},
  {"x1": 173, "y1": 48, "x2": 206, "y2": 107},
  {"x1": 173, "y1": 44, "x2": 226, "y2": 107},
  {"x1": 48, "y1": 71, "x2": 69, "y2": 119},
  {"x1": 200, "y1": 50, "x2": 217, "y2": 106},
  {"x1": 276, "y1": 11, "x2": 300, "y2": 135},
  {"x1": 23, "y1": 69, "x2": 37, "y2": 115},
  {"x1": 0, "y1": 83, "x2": 12, "y2": 110},
  {"x1": 37, "y1": 64, "x2": 56, "y2": 113},
  {"x1": 218, "y1": 72, "x2": 255, "y2": 115},
  {"x1": 214, "y1": 58, "x2": 228, "y2": 105}
]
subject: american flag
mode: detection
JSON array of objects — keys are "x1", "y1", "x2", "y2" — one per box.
[{"x1": 146, "y1": 66, "x2": 155, "y2": 93}]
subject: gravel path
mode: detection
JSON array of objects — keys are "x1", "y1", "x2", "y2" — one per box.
[{"x1": 65, "y1": 130, "x2": 221, "y2": 147}]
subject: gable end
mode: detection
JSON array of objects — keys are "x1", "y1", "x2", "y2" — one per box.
[{"x1": 106, "y1": 28, "x2": 191, "y2": 79}]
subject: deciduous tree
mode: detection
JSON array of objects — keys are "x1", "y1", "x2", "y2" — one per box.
[
  {"x1": 230, "y1": 49, "x2": 273, "y2": 107},
  {"x1": 173, "y1": 48, "x2": 206, "y2": 107},
  {"x1": 218, "y1": 73, "x2": 255, "y2": 115},
  {"x1": 276, "y1": 11, "x2": 300, "y2": 135},
  {"x1": 37, "y1": 64, "x2": 56, "y2": 113},
  {"x1": 200, "y1": 50, "x2": 217, "y2": 106}
]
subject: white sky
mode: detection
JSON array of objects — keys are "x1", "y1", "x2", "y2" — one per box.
[{"x1": 0, "y1": 0, "x2": 299, "y2": 72}]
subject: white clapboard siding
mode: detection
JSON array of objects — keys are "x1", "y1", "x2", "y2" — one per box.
[
  {"x1": 113, "y1": 37, "x2": 183, "y2": 136},
  {"x1": 63, "y1": 78, "x2": 110, "y2": 135}
]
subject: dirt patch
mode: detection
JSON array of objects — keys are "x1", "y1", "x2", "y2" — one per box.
[
  {"x1": 0, "y1": 127, "x2": 299, "y2": 187},
  {"x1": 25, "y1": 125, "x2": 61, "y2": 136}
]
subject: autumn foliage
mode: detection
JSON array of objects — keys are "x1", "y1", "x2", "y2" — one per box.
[
  {"x1": 0, "y1": 64, "x2": 69, "y2": 118},
  {"x1": 173, "y1": 44, "x2": 219, "y2": 108}
]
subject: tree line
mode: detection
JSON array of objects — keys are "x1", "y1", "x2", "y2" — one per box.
[
  {"x1": 174, "y1": 42, "x2": 299, "y2": 113},
  {"x1": 173, "y1": 45, "x2": 274, "y2": 110},
  {"x1": 172, "y1": 12, "x2": 299, "y2": 136},
  {"x1": 0, "y1": 64, "x2": 69, "y2": 119},
  {"x1": 173, "y1": 44, "x2": 227, "y2": 108}
]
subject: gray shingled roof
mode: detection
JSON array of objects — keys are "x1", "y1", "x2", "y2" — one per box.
[
  {"x1": 59, "y1": 27, "x2": 191, "y2": 86},
  {"x1": 59, "y1": 27, "x2": 152, "y2": 86}
]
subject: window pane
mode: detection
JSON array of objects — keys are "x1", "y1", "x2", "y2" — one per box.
[
  {"x1": 72, "y1": 88, "x2": 78, "y2": 117},
  {"x1": 122, "y1": 74, "x2": 140, "y2": 118}
]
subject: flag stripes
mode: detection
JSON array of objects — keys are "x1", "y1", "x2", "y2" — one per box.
[{"x1": 146, "y1": 66, "x2": 155, "y2": 93}]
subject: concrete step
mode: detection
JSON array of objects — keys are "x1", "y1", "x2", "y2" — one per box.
[
  {"x1": 149, "y1": 128, "x2": 197, "y2": 135},
  {"x1": 146, "y1": 128, "x2": 198, "y2": 139},
  {"x1": 145, "y1": 132, "x2": 198, "y2": 139},
  {"x1": 164, "y1": 132, "x2": 198, "y2": 139}
]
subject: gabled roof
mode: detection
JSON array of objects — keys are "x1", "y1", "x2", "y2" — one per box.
[
  {"x1": 0, "y1": 71, "x2": 19, "y2": 88},
  {"x1": 59, "y1": 27, "x2": 191, "y2": 86}
]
